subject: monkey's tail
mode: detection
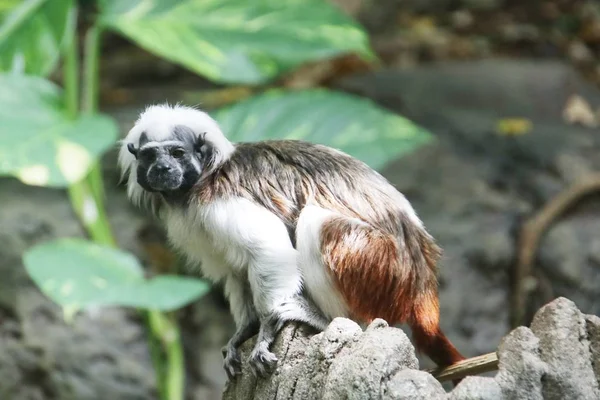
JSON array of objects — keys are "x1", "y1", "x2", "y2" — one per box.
[
  {"x1": 408, "y1": 290, "x2": 465, "y2": 367},
  {"x1": 409, "y1": 290, "x2": 466, "y2": 387},
  {"x1": 399, "y1": 215, "x2": 466, "y2": 377}
]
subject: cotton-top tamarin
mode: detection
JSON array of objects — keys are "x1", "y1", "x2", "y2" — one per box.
[{"x1": 118, "y1": 104, "x2": 465, "y2": 379}]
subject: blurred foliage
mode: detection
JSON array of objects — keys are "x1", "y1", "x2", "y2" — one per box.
[
  {"x1": 0, "y1": 0, "x2": 75, "y2": 76},
  {"x1": 23, "y1": 238, "x2": 211, "y2": 319},
  {"x1": 216, "y1": 89, "x2": 433, "y2": 169},
  {"x1": 99, "y1": 0, "x2": 374, "y2": 84},
  {"x1": 0, "y1": 74, "x2": 118, "y2": 186}
]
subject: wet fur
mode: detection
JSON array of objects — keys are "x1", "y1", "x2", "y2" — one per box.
[{"x1": 119, "y1": 104, "x2": 465, "y2": 380}]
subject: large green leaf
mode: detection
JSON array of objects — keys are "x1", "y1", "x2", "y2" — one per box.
[
  {"x1": 0, "y1": 0, "x2": 75, "y2": 76},
  {"x1": 0, "y1": 74, "x2": 118, "y2": 187},
  {"x1": 23, "y1": 238, "x2": 211, "y2": 315},
  {"x1": 99, "y1": 0, "x2": 373, "y2": 85},
  {"x1": 214, "y1": 89, "x2": 434, "y2": 169}
]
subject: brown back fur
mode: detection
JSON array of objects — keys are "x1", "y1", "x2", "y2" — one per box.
[
  {"x1": 194, "y1": 140, "x2": 464, "y2": 367},
  {"x1": 196, "y1": 140, "x2": 407, "y2": 235}
]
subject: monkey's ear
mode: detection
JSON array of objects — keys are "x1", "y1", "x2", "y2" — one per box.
[
  {"x1": 139, "y1": 131, "x2": 149, "y2": 147},
  {"x1": 194, "y1": 132, "x2": 207, "y2": 153},
  {"x1": 127, "y1": 143, "x2": 138, "y2": 158}
]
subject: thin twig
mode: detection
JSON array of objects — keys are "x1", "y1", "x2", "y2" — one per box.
[
  {"x1": 425, "y1": 352, "x2": 499, "y2": 382},
  {"x1": 510, "y1": 173, "x2": 600, "y2": 328}
]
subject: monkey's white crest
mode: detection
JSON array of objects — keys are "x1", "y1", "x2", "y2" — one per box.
[{"x1": 117, "y1": 103, "x2": 234, "y2": 210}]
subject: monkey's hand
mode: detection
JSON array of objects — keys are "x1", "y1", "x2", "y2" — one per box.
[
  {"x1": 222, "y1": 344, "x2": 243, "y2": 379},
  {"x1": 248, "y1": 340, "x2": 278, "y2": 378},
  {"x1": 243, "y1": 296, "x2": 330, "y2": 378}
]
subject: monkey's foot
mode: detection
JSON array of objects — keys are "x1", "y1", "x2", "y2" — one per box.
[
  {"x1": 222, "y1": 345, "x2": 242, "y2": 380},
  {"x1": 248, "y1": 345, "x2": 278, "y2": 377}
]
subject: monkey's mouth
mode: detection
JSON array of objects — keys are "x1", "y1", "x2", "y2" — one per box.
[{"x1": 146, "y1": 171, "x2": 184, "y2": 192}]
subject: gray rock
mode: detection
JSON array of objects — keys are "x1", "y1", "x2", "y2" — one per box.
[
  {"x1": 384, "y1": 369, "x2": 447, "y2": 399},
  {"x1": 449, "y1": 376, "x2": 502, "y2": 400},
  {"x1": 495, "y1": 327, "x2": 547, "y2": 400},
  {"x1": 291, "y1": 318, "x2": 364, "y2": 400},
  {"x1": 323, "y1": 319, "x2": 419, "y2": 400},
  {"x1": 0, "y1": 338, "x2": 51, "y2": 400},
  {"x1": 586, "y1": 315, "x2": 600, "y2": 383},
  {"x1": 223, "y1": 297, "x2": 600, "y2": 399},
  {"x1": 544, "y1": 217, "x2": 600, "y2": 315},
  {"x1": 336, "y1": 60, "x2": 600, "y2": 182},
  {"x1": 530, "y1": 297, "x2": 600, "y2": 400},
  {"x1": 538, "y1": 224, "x2": 584, "y2": 285},
  {"x1": 222, "y1": 319, "x2": 420, "y2": 400}
]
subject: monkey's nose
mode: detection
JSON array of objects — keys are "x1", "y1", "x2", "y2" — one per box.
[{"x1": 155, "y1": 164, "x2": 172, "y2": 172}]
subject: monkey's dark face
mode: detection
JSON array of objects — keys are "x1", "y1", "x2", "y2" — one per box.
[
  {"x1": 136, "y1": 144, "x2": 194, "y2": 192},
  {"x1": 128, "y1": 127, "x2": 206, "y2": 195}
]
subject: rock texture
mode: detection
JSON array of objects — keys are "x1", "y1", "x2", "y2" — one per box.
[
  {"x1": 222, "y1": 318, "x2": 427, "y2": 400},
  {"x1": 223, "y1": 297, "x2": 600, "y2": 400}
]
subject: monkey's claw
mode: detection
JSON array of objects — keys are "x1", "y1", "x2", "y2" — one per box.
[
  {"x1": 248, "y1": 348, "x2": 278, "y2": 378},
  {"x1": 222, "y1": 346, "x2": 242, "y2": 380}
]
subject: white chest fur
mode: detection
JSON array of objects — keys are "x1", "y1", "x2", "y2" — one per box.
[
  {"x1": 162, "y1": 197, "x2": 301, "y2": 307},
  {"x1": 163, "y1": 207, "x2": 231, "y2": 282}
]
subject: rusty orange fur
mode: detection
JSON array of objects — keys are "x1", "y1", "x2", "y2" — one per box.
[{"x1": 320, "y1": 214, "x2": 465, "y2": 371}]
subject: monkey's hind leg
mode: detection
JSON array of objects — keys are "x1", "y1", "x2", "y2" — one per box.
[
  {"x1": 244, "y1": 240, "x2": 308, "y2": 377},
  {"x1": 245, "y1": 255, "x2": 331, "y2": 376},
  {"x1": 247, "y1": 314, "x2": 279, "y2": 377},
  {"x1": 271, "y1": 294, "x2": 331, "y2": 333},
  {"x1": 246, "y1": 294, "x2": 330, "y2": 377},
  {"x1": 222, "y1": 275, "x2": 260, "y2": 379}
]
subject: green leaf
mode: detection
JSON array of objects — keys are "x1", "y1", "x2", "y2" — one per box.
[
  {"x1": 214, "y1": 89, "x2": 434, "y2": 169},
  {"x1": 23, "y1": 238, "x2": 211, "y2": 314},
  {"x1": 99, "y1": 0, "x2": 373, "y2": 85},
  {"x1": 0, "y1": 74, "x2": 118, "y2": 187},
  {"x1": 0, "y1": 0, "x2": 75, "y2": 76}
]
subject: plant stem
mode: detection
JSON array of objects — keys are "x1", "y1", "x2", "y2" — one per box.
[
  {"x1": 63, "y1": 10, "x2": 79, "y2": 120},
  {"x1": 67, "y1": 180, "x2": 115, "y2": 246},
  {"x1": 82, "y1": 24, "x2": 100, "y2": 115},
  {"x1": 146, "y1": 312, "x2": 184, "y2": 400},
  {"x1": 149, "y1": 311, "x2": 184, "y2": 400},
  {"x1": 63, "y1": 9, "x2": 113, "y2": 246},
  {"x1": 146, "y1": 312, "x2": 167, "y2": 399},
  {"x1": 165, "y1": 317, "x2": 184, "y2": 400},
  {"x1": 80, "y1": 24, "x2": 112, "y2": 243}
]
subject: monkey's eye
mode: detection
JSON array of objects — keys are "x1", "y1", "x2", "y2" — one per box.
[
  {"x1": 171, "y1": 148, "x2": 185, "y2": 159},
  {"x1": 139, "y1": 149, "x2": 156, "y2": 163}
]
